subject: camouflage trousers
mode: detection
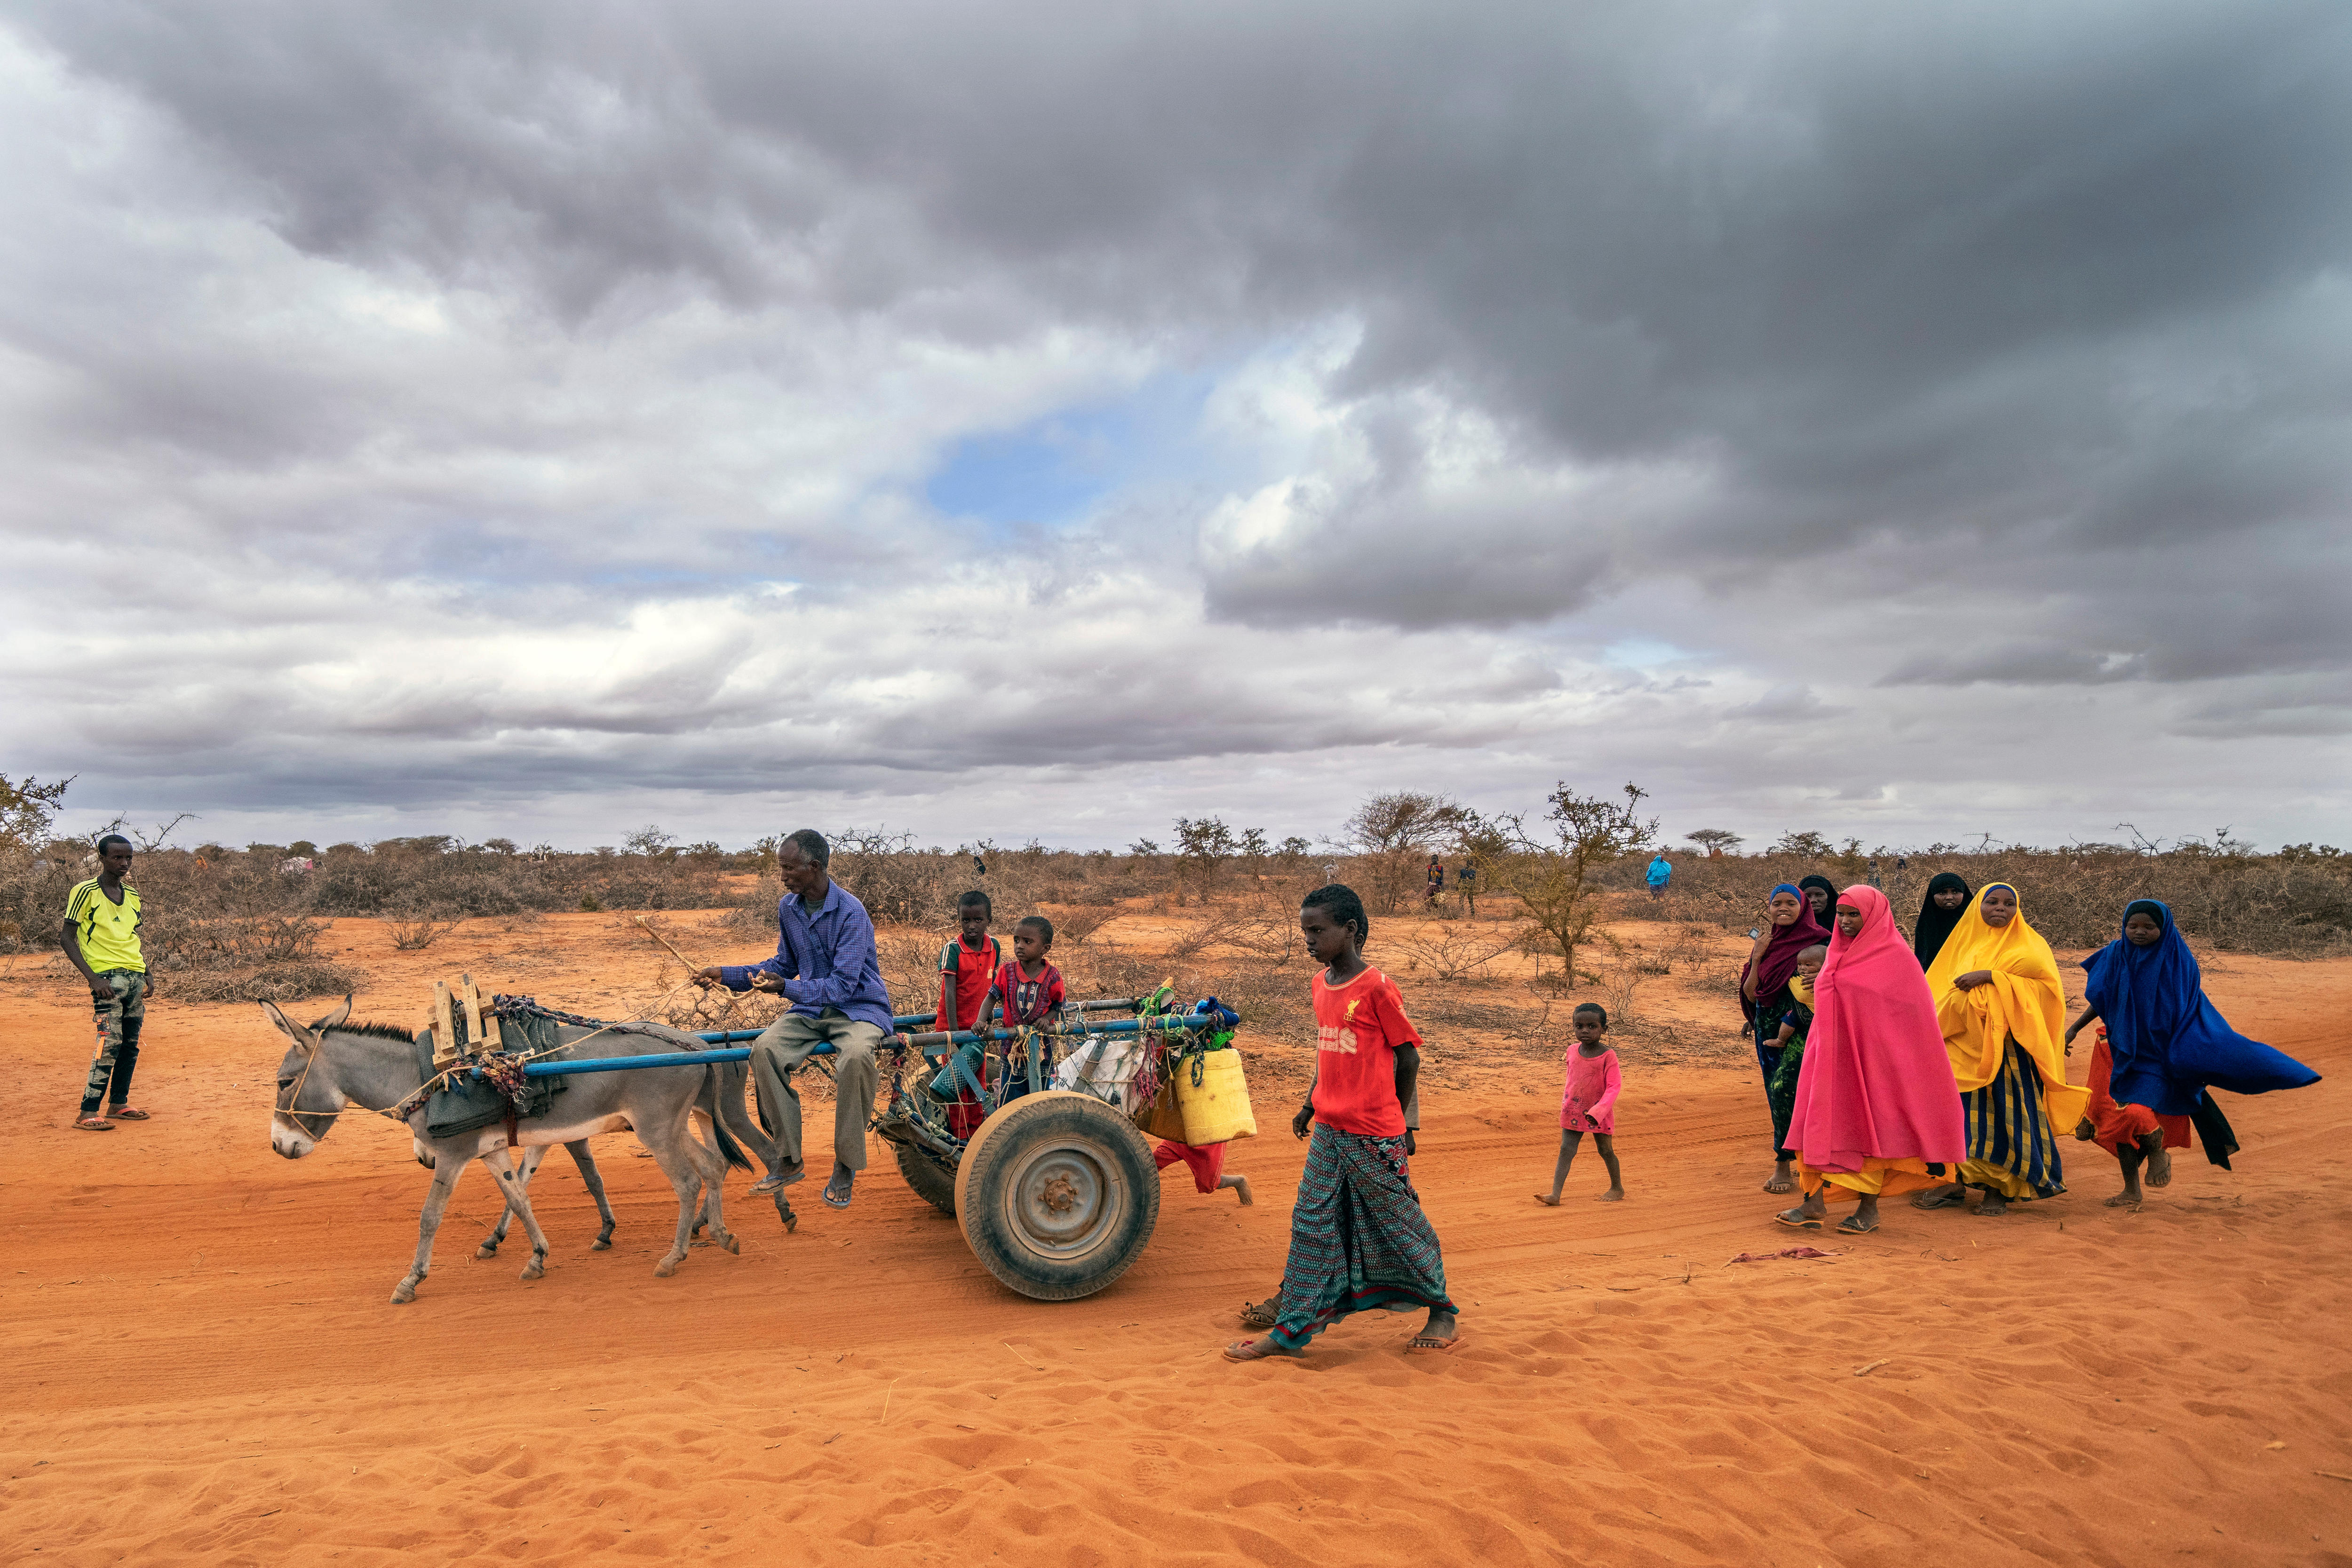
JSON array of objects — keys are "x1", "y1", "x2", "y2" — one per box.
[{"x1": 83, "y1": 970, "x2": 147, "y2": 1111}]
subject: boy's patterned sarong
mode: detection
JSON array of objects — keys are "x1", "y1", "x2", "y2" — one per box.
[{"x1": 1267, "y1": 1125, "x2": 1453, "y2": 1351}]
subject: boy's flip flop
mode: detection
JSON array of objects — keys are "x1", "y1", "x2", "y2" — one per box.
[
  {"x1": 107, "y1": 1106, "x2": 150, "y2": 1121},
  {"x1": 74, "y1": 1116, "x2": 114, "y2": 1131},
  {"x1": 1774, "y1": 1209, "x2": 1824, "y2": 1231},
  {"x1": 820, "y1": 1178, "x2": 854, "y2": 1209}
]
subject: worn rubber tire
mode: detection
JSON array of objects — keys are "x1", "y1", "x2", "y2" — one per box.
[
  {"x1": 954, "y1": 1090, "x2": 1159, "y2": 1302},
  {"x1": 894, "y1": 1138, "x2": 960, "y2": 1216}
]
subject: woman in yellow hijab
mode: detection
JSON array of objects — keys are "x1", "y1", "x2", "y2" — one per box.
[{"x1": 1912, "y1": 883, "x2": 2090, "y2": 1214}]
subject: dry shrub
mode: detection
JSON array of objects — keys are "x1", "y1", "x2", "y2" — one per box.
[
  {"x1": 388, "y1": 914, "x2": 460, "y2": 950},
  {"x1": 1389, "y1": 923, "x2": 1522, "y2": 982},
  {"x1": 1035, "y1": 905, "x2": 1121, "y2": 946},
  {"x1": 169, "y1": 960, "x2": 369, "y2": 1004}
]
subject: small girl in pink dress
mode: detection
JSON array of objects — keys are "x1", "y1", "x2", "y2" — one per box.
[{"x1": 1536, "y1": 1003, "x2": 1624, "y2": 1204}]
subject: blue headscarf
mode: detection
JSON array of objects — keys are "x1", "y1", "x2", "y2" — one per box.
[{"x1": 2082, "y1": 899, "x2": 2319, "y2": 1117}]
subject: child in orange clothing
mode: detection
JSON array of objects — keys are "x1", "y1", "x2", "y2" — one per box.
[
  {"x1": 1536, "y1": 1003, "x2": 1623, "y2": 1203},
  {"x1": 2073, "y1": 1024, "x2": 2188, "y2": 1206}
]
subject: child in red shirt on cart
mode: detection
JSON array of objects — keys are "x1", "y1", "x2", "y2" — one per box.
[
  {"x1": 991, "y1": 915, "x2": 1066, "y2": 1105},
  {"x1": 934, "y1": 891, "x2": 1000, "y2": 1136}
]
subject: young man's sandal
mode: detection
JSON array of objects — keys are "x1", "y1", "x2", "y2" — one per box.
[
  {"x1": 74, "y1": 1115, "x2": 114, "y2": 1131},
  {"x1": 107, "y1": 1106, "x2": 150, "y2": 1121}
]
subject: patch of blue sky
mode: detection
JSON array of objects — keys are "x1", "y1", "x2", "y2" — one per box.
[
  {"x1": 1603, "y1": 637, "x2": 1696, "y2": 669},
  {"x1": 923, "y1": 368, "x2": 1228, "y2": 535}
]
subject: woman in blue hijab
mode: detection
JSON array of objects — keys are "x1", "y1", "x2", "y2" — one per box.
[{"x1": 2067, "y1": 900, "x2": 2318, "y2": 1166}]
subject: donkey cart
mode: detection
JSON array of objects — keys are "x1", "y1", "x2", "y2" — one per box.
[{"x1": 506, "y1": 988, "x2": 1247, "y2": 1303}]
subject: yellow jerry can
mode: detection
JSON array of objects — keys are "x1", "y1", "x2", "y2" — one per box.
[{"x1": 1174, "y1": 1048, "x2": 1257, "y2": 1145}]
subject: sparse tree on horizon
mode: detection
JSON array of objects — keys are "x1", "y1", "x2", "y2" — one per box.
[{"x1": 1503, "y1": 782, "x2": 1658, "y2": 987}]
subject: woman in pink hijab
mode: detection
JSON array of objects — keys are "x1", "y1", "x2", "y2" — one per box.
[{"x1": 1775, "y1": 884, "x2": 1966, "y2": 1236}]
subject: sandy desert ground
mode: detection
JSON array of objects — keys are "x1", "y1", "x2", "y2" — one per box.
[{"x1": 3, "y1": 910, "x2": 2348, "y2": 1566}]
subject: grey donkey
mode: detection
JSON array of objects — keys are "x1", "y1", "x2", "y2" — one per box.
[{"x1": 262, "y1": 997, "x2": 754, "y2": 1304}]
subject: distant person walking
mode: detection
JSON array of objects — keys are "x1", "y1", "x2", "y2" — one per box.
[
  {"x1": 1644, "y1": 854, "x2": 1672, "y2": 900},
  {"x1": 693, "y1": 829, "x2": 891, "y2": 1210},
  {"x1": 67, "y1": 835, "x2": 154, "y2": 1131},
  {"x1": 1456, "y1": 861, "x2": 1477, "y2": 919},
  {"x1": 1424, "y1": 855, "x2": 1444, "y2": 907}
]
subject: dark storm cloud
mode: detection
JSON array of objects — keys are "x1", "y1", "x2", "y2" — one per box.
[{"x1": 3, "y1": 0, "x2": 2348, "y2": 848}]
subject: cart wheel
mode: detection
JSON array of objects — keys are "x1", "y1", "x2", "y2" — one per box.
[
  {"x1": 954, "y1": 1090, "x2": 1159, "y2": 1301},
  {"x1": 894, "y1": 1139, "x2": 960, "y2": 1216}
]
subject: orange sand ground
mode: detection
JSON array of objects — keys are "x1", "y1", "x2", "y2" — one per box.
[{"x1": 4, "y1": 913, "x2": 2349, "y2": 1566}]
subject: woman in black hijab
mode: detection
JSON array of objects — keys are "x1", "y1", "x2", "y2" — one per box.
[
  {"x1": 1796, "y1": 875, "x2": 1839, "y2": 936},
  {"x1": 1911, "y1": 872, "x2": 1972, "y2": 970}
]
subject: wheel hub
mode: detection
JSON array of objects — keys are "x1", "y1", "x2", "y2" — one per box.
[{"x1": 1005, "y1": 1140, "x2": 1117, "y2": 1257}]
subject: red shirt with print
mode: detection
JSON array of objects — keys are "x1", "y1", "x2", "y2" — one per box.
[
  {"x1": 1310, "y1": 966, "x2": 1420, "y2": 1138},
  {"x1": 937, "y1": 935, "x2": 1001, "y2": 1031},
  {"x1": 992, "y1": 959, "x2": 1065, "y2": 1026}
]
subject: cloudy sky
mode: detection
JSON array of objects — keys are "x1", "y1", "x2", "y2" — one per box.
[{"x1": 4, "y1": 1, "x2": 2348, "y2": 854}]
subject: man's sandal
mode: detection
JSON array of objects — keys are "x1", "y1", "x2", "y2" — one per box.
[
  {"x1": 1836, "y1": 1215, "x2": 1879, "y2": 1235},
  {"x1": 107, "y1": 1106, "x2": 150, "y2": 1121},
  {"x1": 74, "y1": 1115, "x2": 115, "y2": 1131}
]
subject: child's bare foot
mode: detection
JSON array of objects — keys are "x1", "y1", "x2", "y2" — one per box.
[
  {"x1": 2142, "y1": 1134, "x2": 2173, "y2": 1188},
  {"x1": 1534, "y1": 1193, "x2": 1561, "y2": 1206},
  {"x1": 2072, "y1": 1117, "x2": 2096, "y2": 1141},
  {"x1": 1763, "y1": 1163, "x2": 1795, "y2": 1194},
  {"x1": 1597, "y1": 1187, "x2": 1624, "y2": 1202},
  {"x1": 2103, "y1": 1188, "x2": 2142, "y2": 1208},
  {"x1": 1224, "y1": 1175, "x2": 1255, "y2": 1206}
]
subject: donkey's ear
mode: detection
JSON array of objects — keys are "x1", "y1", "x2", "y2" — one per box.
[
  {"x1": 308, "y1": 993, "x2": 354, "y2": 1033},
  {"x1": 257, "y1": 999, "x2": 317, "y2": 1051}
]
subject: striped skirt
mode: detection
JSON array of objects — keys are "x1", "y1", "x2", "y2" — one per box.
[
  {"x1": 1268, "y1": 1125, "x2": 1454, "y2": 1351},
  {"x1": 1959, "y1": 1039, "x2": 2067, "y2": 1201}
]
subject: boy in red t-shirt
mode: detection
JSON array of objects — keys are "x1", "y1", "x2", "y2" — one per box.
[
  {"x1": 1226, "y1": 883, "x2": 1457, "y2": 1361},
  {"x1": 936, "y1": 891, "x2": 1000, "y2": 1034},
  {"x1": 934, "y1": 891, "x2": 1000, "y2": 1136}
]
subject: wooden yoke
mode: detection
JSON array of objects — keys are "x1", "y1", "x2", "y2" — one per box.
[
  {"x1": 461, "y1": 973, "x2": 501, "y2": 1054},
  {"x1": 429, "y1": 979, "x2": 459, "y2": 1070}
]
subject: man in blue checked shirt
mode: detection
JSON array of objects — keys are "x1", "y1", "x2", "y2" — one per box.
[{"x1": 693, "y1": 828, "x2": 893, "y2": 1210}]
